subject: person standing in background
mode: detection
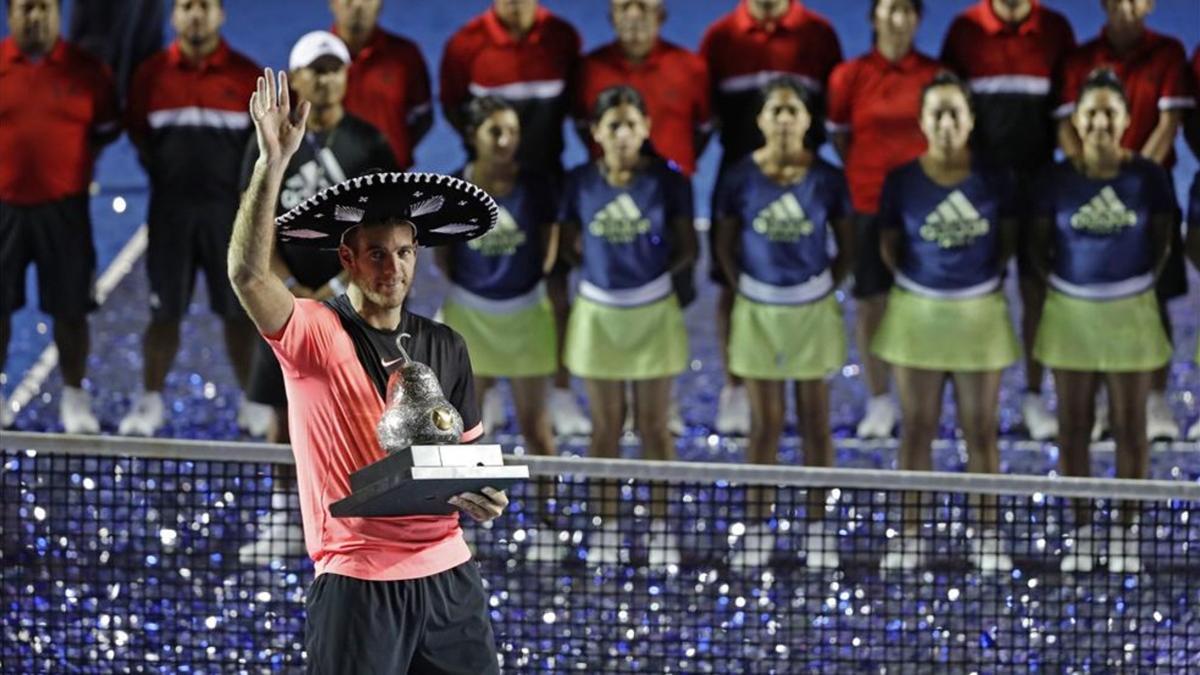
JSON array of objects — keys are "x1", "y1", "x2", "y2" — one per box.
[
  {"x1": 1036, "y1": 70, "x2": 1175, "y2": 574},
  {"x1": 1056, "y1": 0, "x2": 1197, "y2": 442},
  {"x1": 441, "y1": 0, "x2": 590, "y2": 436},
  {"x1": 872, "y1": 73, "x2": 1020, "y2": 574},
  {"x1": 574, "y1": 0, "x2": 711, "y2": 434},
  {"x1": 713, "y1": 80, "x2": 851, "y2": 571},
  {"x1": 0, "y1": 0, "x2": 120, "y2": 431},
  {"x1": 118, "y1": 0, "x2": 264, "y2": 438},
  {"x1": 826, "y1": 0, "x2": 940, "y2": 440},
  {"x1": 330, "y1": 0, "x2": 432, "y2": 170},
  {"x1": 700, "y1": 0, "x2": 842, "y2": 436},
  {"x1": 560, "y1": 87, "x2": 697, "y2": 567},
  {"x1": 939, "y1": 0, "x2": 1076, "y2": 442}
]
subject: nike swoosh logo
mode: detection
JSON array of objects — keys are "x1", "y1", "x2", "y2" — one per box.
[{"x1": 382, "y1": 357, "x2": 404, "y2": 368}]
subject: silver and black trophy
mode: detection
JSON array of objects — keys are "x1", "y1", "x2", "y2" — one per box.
[{"x1": 331, "y1": 335, "x2": 528, "y2": 517}]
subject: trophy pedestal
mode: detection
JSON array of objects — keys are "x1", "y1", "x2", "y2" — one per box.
[{"x1": 330, "y1": 444, "x2": 529, "y2": 517}]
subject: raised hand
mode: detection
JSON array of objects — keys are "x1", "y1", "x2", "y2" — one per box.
[{"x1": 249, "y1": 67, "x2": 310, "y2": 165}]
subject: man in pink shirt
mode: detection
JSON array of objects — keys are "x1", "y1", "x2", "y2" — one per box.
[{"x1": 228, "y1": 67, "x2": 506, "y2": 673}]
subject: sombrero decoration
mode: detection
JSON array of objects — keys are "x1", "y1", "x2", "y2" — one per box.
[{"x1": 275, "y1": 172, "x2": 499, "y2": 248}]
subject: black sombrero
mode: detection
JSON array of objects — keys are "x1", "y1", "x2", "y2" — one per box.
[{"x1": 275, "y1": 172, "x2": 498, "y2": 248}]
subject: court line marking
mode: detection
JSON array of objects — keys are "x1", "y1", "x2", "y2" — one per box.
[{"x1": 8, "y1": 223, "x2": 149, "y2": 414}]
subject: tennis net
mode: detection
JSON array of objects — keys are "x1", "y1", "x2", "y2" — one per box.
[{"x1": 3, "y1": 432, "x2": 1198, "y2": 673}]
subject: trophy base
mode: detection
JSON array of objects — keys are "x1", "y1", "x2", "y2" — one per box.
[{"x1": 330, "y1": 465, "x2": 529, "y2": 517}]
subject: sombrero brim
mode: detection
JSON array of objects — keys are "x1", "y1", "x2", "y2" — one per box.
[{"x1": 275, "y1": 172, "x2": 498, "y2": 248}]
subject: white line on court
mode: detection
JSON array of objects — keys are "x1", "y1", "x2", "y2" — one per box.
[{"x1": 8, "y1": 224, "x2": 149, "y2": 414}]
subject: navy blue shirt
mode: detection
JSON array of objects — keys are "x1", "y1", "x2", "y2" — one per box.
[
  {"x1": 446, "y1": 169, "x2": 553, "y2": 300},
  {"x1": 714, "y1": 155, "x2": 849, "y2": 291},
  {"x1": 877, "y1": 160, "x2": 1013, "y2": 294},
  {"x1": 1033, "y1": 158, "x2": 1174, "y2": 294},
  {"x1": 559, "y1": 159, "x2": 693, "y2": 295}
]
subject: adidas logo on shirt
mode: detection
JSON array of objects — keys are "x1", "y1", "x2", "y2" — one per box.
[
  {"x1": 918, "y1": 190, "x2": 990, "y2": 248},
  {"x1": 588, "y1": 194, "x2": 651, "y2": 244},
  {"x1": 1069, "y1": 186, "x2": 1138, "y2": 234},
  {"x1": 752, "y1": 193, "x2": 815, "y2": 241},
  {"x1": 468, "y1": 206, "x2": 526, "y2": 256}
]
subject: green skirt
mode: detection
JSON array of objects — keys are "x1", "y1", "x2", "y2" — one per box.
[
  {"x1": 728, "y1": 294, "x2": 846, "y2": 380},
  {"x1": 872, "y1": 289, "x2": 1019, "y2": 372},
  {"x1": 1034, "y1": 289, "x2": 1171, "y2": 372},
  {"x1": 564, "y1": 295, "x2": 688, "y2": 380},
  {"x1": 441, "y1": 297, "x2": 557, "y2": 378}
]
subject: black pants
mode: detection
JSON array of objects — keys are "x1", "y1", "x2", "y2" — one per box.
[{"x1": 305, "y1": 563, "x2": 499, "y2": 674}]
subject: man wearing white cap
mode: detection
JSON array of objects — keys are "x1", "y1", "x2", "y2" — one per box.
[{"x1": 238, "y1": 30, "x2": 395, "y2": 564}]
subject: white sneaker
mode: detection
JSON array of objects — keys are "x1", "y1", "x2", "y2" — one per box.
[
  {"x1": 1091, "y1": 400, "x2": 1110, "y2": 442},
  {"x1": 646, "y1": 519, "x2": 681, "y2": 568},
  {"x1": 1021, "y1": 392, "x2": 1058, "y2": 441},
  {"x1": 1060, "y1": 525, "x2": 1095, "y2": 573},
  {"x1": 237, "y1": 400, "x2": 275, "y2": 438},
  {"x1": 1107, "y1": 525, "x2": 1141, "y2": 574},
  {"x1": 715, "y1": 385, "x2": 750, "y2": 435},
  {"x1": 239, "y1": 493, "x2": 306, "y2": 565},
  {"x1": 118, "y1": 391, "x2": 165, "y2": 436},
  {"x1": 1188, "y1": 417, "x2": 1200, "y2": 441},
  {"x1": 550, "y1": 387, "x2": 592, "y2": 436},
  {"x1": 586, "y1": 521, "x2": 622, "y2": 565},
  {"x1": 60, "y1": 386, "x2": 100, "y2": 434},
  {"x1": 729, "y1": 522, "x2": 774, "y2": 569},
  {"x1": 0, "y1": 392, "x2": 13, "y2": 428},
  {"x1": 857, "y1": 395, "x2": 898, "y2": 439},
  {"x1": 879, "y1": 534, "x2": 927, "y2": 572},
  {"x1": 481, "y1": 386, "x2": 508, "y2": 435},
  {"x1": 968, "y1": 530, "x2": 1013, "y2": 574},
  {"x1": 524, "y1": 527, "x2": 568, "y2": 563},
  {"x1": 804, "y1": 521, "x2": 840, "y2": 570},
  {"x1": 1146, "y1": 392, "x2": 1180, "y2": 442}
]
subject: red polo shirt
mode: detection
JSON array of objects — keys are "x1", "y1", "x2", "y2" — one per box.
[
  {"x1": 575, "y1": 39, "x2": 711, "y2": 176},
  {"x1": 337, "y1": 27, "x2": 431, "y2": 170},
  {"x1": 440, "y1": 6, "x2": 580, "y2": 174},
  {"x1": 826, "y1": 49, "x2": 941, "y2": 214},
  {"x1": 127, "y1": 40, "x2": 260, "y2": 201},
  {"x1": 700, "y1": 0, "x2": 842, "y2": 163},
  {"x1": 0, "y1": 37, "x2": 118, "y2": 205},
  {"x1": 1058, "y1": 28, "x2": 1196, "y2": 169},
  {"x1": 941, "y1": 0, "x2": 1075, "y2": 170}
]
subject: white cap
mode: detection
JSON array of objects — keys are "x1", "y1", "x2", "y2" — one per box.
[{"x1": 288, "y1": 31, "x2": 351, "y2": 71}]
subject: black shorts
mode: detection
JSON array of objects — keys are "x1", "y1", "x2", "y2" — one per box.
[
  {"x1": 146, "y1": 197, "x2": 243, "y2": 321},
  {"x1": 305, "y1": 563, "x2": 499, "y2": 675},
  {"x1": 851, "y1": 212, "x2": 893, "y2": 298},
  {"x1": 247, "y1": 337, "x2": 286, "y2": 408},
  {"x1": 0, "y1": 195, "x2": 97, "y2": 316}
]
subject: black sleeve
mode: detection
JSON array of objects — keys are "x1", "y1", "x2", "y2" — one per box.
[{"x1": 445, "y1": 331, "x2": 481, "y2": 440}]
